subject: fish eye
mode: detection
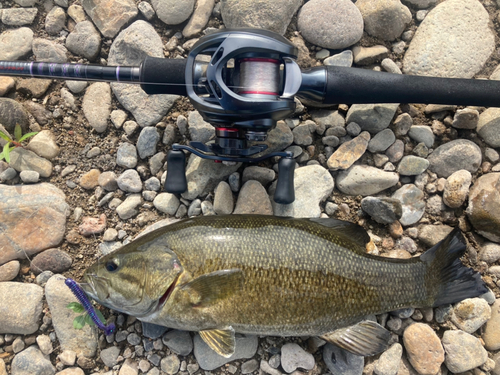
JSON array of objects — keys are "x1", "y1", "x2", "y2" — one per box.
[{"x1": 105, "y1": 260, "x2": 119, "y2": 272}]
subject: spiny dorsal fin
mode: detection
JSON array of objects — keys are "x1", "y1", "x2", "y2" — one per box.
[
  {"x1": 199, "y1": 327, "x2": 236, "y2": 358},
  {"x1": 320, "y1": 320, "x2": 390, "y2": 357},
  {"x1": 180, "y1": 269, "x2": 244, "y2": 307},
  {"x1": 307, "y1": 218, "x2": 372, "y2": 252}
]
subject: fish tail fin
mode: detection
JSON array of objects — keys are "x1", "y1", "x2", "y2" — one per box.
[{"x1": 420, "y1": 228, "x2": 487, "y2": 307}]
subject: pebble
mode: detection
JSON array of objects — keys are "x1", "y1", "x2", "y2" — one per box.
[
  {"x1": 327, "y1": 131, "x2": 370, "y2": 170},
  {"x1": 37, "y1": 334, "x2": 53, "y2": 355},
  {"x1": 66, "y1": 80, "x2": 88, "y2": 94},
  {"x1": 368, "y1": 129, "x2": 395, "y2": 153},
  {"x1": 117, "y1": 169, "x2": 143, "y2": 193},
  {"x1": 391, "y1": 184, "x2": 425, "y2": 226},
  {"x1": 346, "y1": 104, "x2": 399, "y2": 134},
  {"x1": 408, "y1": 125, "x2": 434, "y2": 148},
  {"x1": 79, "y1": 169, "x2": 101, "y2": 190},
  {"x1": 323, "y1": 343, "x2": 364, "y2": 375},
  {"x1": 292, "y1": 123, "x2": 313, "y2": 146},
  {"x1": 0, "y1": 27, "x2": 34, "y2": 60},
  {"x1": 242, "y1": 166, "x2": 276, "y2": 187},
  {"x1": 9, "y1": 148, "x2": 53, "y2": 178},
  {"x1": 100, "y1": 346, "x2": 121, "y2": 367},
  {"x1": 11, "y1": 345, "x2": 55, "y2": 375},
  {"x1": 336, "y1": 165, "x2": 399, "y2": 196},
  {"x1": 33, "y1": 38, "x2": 68, "y2": 63},
  {"x1": 98, "y1": 171, "x2": 118, "y2": 191},
  {"x1": 213, "y1": 181, "x2": 234, "y2": 215},
  {"x1": 234, "y1": 180, "x2": 273, "y2": 215},
  {"x1": 111, "y1": 109, "x2": 127, "y2": 129},
  {"x1": 0, "y1": 260, "x2": 20, "y2": 281},
  {"x1": 483, "y1": 299, "x2": 500, "y2": 351},
  {"x1": 82, "y1": 82, "x2": 111, "y2": 133},
  {"x1": 381, "y1": 58, "x2": 402, "y2": 74},
  {"x1": 403, "y1": 323, "x2": 444, "y2": 375},
  {"x1": 188, "y1": 199, "x2": 202, "y2": 217},
  {"x1": 467, "y1": 173, "x2": 500, "y2": 242},
  {"x1": 451, "y1": 298, "x2": 491, "y2": 334},
  {"x1": 137, "y1": 127, "x2": 160, "y2": 160},
  {"x1": 19, "y1": 170, "x2": 40, "y2": 183},
  {"x1": 428, "y1": 139, "x2": 482, "y2": 178},
  {"x1": 397, "y1": 156, "x2": 429, "y2": 176},
  {"x1": 162, "y1": 330, "x2": 193, "y2": 356},
  {"x1": 66, "y1": 20, "x2": 101, "y2": 61},
  {"x1": 241, "y1": 359, "x2": 259, "y2": 374},
  {"x1": 417, "y1": 224, "x2": 453, "y2": 247},
  {"x1": 452, "y1": 108, "x2": 479, "y2": 129},
  {"x1": 2, "y1": 7, "x2": 38, "y2": 26},
  {"x1": 477, "y1": 108, "x2": 500, "y2": 147},
  {"x1": 479, "y1": 242, "x2": 500, "y2": 264},
  {"x1": 45, "y1": 6, "x2": 66, "y2": 35},
  {"x1": 149, "y1": 152, "x2": 166, "y2": 176},
  {"x1": 58, "y1": 350, "x2": 77, "y2": 366},
  {"x1": 116, "y1": 194, "x2": 142, "y2": 220},
  {"x1": 356, "y1": 0, "x2": 411, "y2": 41},
  {"x1": 123, "y1": 121, "x2": 139, "y2": 136},
  {"x1": 443, "y1": 169, "x2": 472, "y2": 208},
  {"x1": 116, "y1": 143, "x2": 138, "y2": 169},
  {"x1": 403, "y1": 0, "x2": 494, "y2": 78},
  {"x1": 82, "y1": 0, "x2": 138, "y2": 38},
  {"x1": 360, "y1": 197, "x2": 402, "y2": 224},
  {"x1": 280, "y1": 343, "x2": 315, "y2": 373},
  {"x1": 67, "y1": 4, "x2": 86, "y2": 23},
  {"x1": 352, "y1": 45, "x2": 390, "y2": 65},
  {"x1": 138, "y1": 1, "x2": 155, "y2": 20},
  {"x1": 79, "y1": 214, "x2": 107, "y2": 236},
  {"x1": 153, "y1": 193, "x2": 180, "y2": 215},
  {"x1": 0, "y1": 76, "x2": 15, "y2": 96},
  {"x1": 442, "y1": 330, "x2": 488, "y2": 373},
  {"x1": 31, "y1": 248, "x2": 72, "y2": 275},
  {"x1": 374, "y1": 343, "x2": 402, "y2": 375}
]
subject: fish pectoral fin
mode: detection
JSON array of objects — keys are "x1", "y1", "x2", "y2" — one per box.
[
  {"x1": 307, "y1": 218, "x2": 372, "y2": 253},
  {"x1": 199, "y1": 327, "x2": 236, "y2": 358},
  {"x1": 180, "y1": 269, "x2": 243, "y2": 307},
  {"x1": 320, "y1": 320, "x2": 390, "y2": 357}
]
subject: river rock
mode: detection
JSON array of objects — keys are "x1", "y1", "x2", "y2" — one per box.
[
  {"x1": 427, "y1": 139, "x2": 481, "y2": 178},
  {"x1": 136, "y1": 127, "x2": 159, "y2": 159},
  {"x1": 45, "y1": 275, "x2": 98, "y2": 357},
  {"x1": 452, "y1": 108, "x2": 479, "y2": 130},
  {"x1": 466, "y1": 173, "x2": 500, "y2": 242},
  {"x1": 66, "y1": 21, "x2": 101, "y2": 61},
  {"x1": 31, "y1": 248, "x2": 72, "y2": 275},
  {"x1": 1, "y1": 7, "x2": 37, "y2": 26},
  {"x1": 480, "y1": 242, "x2": 500, "y2": 264},
  {"x1": 477, "y1": 107, "x2": 500, "y2": 148},
  {"x1": 242, "y1": 166, "x2": 275, "y2": 187},
  {"x1": 281, "y1": 343, "x2": 315, "y2": 373},
  {"x1": 260, "y1": 121, "x2": 294, "y2": 155},
  {"x1": 33, "y1": 38, "x2": 68, "y2": 63},
  {"x1": 323, "y1": 344, "x2": 364, "y2": 375},
  {"x1": 0, "y1": 183, "x2": 68, "y2": 265},
  {"x1": 450, "y1": 298, "x2": 491, "y2": 334},
  {"x1": 0, "y1": 282, "x2": 43, "y2": 334},
  {"x1": 272, "y1": 165, "x2": 334, "y2": 218},
  {"x1": 182, "y1": 0, "x2": 215, "y2": 37},
  {"x1": 45, "y1": 6, "x2": 66, "y2": 35},
  {"x1": 403, "y1": 323, "x2": 444, "y2": 375},
  {"x1": 442, "y1": 330, "x2": 488, "y2": 373},
  {"x1": 10, "y1": 346, "x2": 55, "y2": 375},
  {"x1": 0, "y1": 261, "x2": 20, "y2": 281},
  {"x1": 346, "y1": 104, "x2": 399, "y2": 134},
  {"x1": 234, "y1": 180, "x2": 273, "y2": 215},
  {"x1": 336, "y1": 165, "x2": 398, "y2": 196},
  {"x1": 360, "y1": 197, "x2": 402, "y2": 224},
  {"x1": 0, "y1": 27, "x2": 33, "y2": 60},
  {"x1": 403, "y1": 0, "x2": 494, "y2": 78},
  {"x1": 408, "y1": 125, "x2": 434, "y2": 149},
  {"x1": 82, "y1": 82, "x2": 111, "y2": 133},
  {"x1": 116, "y1": 194, "x2": 142, "y2": 220},
  {"x1": 397, "y1": 156, "x2": 429, "y2": 176},
  {"x1": 213, "y1": 181, "x2": 234, "y2": 215},
  {"x1": 327, "y1": 131, "x2": 370, "y2": 170},
  {"x1": 0, "y1": 98, "x2": 30, "y2": 133},
  {"x1": 153, "y1": 193, "x2": 180, "y2": 215},
  {"x1": 116, "y1": 143, "x2": 138, "y2": 169},
  {"x1": 298, "y1": 0, "x2": 363, "y2": 49},
  {"x1": 152, "y1": 0, "x2": 195, "y2": 25},
  {"x1": 391, "y1": 184, "x2": 425, "y2": 226},
  {"x1": 81, "y1": 0, "x2": 138, "y2": 38},
  {"x1": 188, "y1": 111, "x2": 215, "y2": 144},
  {"x1": 356, "y1": 0, "x2": 411, "y2": 41},
  {"x1": 222, "y1": 0, "x2": 302, "y2": 35},
  {"x1": 374, "y1": 343, "x2": 402, "y2": 375},
  {"x1": 483, "y1": 299, "x2": 500, "y2": 351},
  {"x1": 443, "y1": 169, "x2": 471, "y2": 208},
  {"x1": 27, "y1": 130, "x2": 60, "y2": 160}
]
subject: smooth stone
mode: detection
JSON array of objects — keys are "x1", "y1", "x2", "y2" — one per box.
[
  {"x1": 33, "y1": 39, "x2": 68, "y2": 63},
  {"x1": 408, "y1": 126, "x2": 434, "y2": 148},
  {"x1": 79, "y1": 214, "x2": 106, "y2": 236},
  {"x1": 17, "y1": 78, "x2": 52, "y2": 98},
  {"x1": 153, "y1": 193, "x2": 180, "y2": 215},
  {"x1": 477, "y1": 107, "x2": 500, "y2": 147},
  {"x1": 45, "y1": 275, "x2": 98, "y2": 357},
  {"x1": 160, "y1": 354, "x2": 180, "y2": 374},
  {"x1": 152, "y1": 0, "x2": 194, "y2": 25},
  {"x1": 0, "y1": 183, "x2": 68, "y2": 265},
  {"x1": 272, "y1": 165, "x2": 334, "y2": 218},
  {"x1": 116, "y1": 143, "x2": 138, "y2": 169},
  {"x1": 336, "y1": 165, "x2": 399, "y2": 196},
  {"x1": 162, "y1": 330, "x2": 193, "y2": 356},
  {"x1": 451, "y1": 298, "x2": 491, "y2": 334},
  {"x1": 183, "y1": 0, "x2": 215, "y2": 37},
  {"x1": 310, "y1": 109, "x2": 345, "y2": 129},
  {"x1": 188, "y1": 111, "x2": 215, "y2": 144},
  {"x1": 1, "y1": 7, "x2": 37, "y2": 25},
  {"x1": 374, "y1": 343, "x2": 402, "y2": 375},
  {"x1": 452, "y1": 108, "x2": 479, "y2": 130},
  {"x1": 0, "y1": 261, "x2": 20, "y2": 281},
  {"x1": 115, "y1": 194, "x2": 142, "y2": 220},
  {"x1": 81, "y1": 0, "x2": 138, "y2": 38},
  {"x1": 403, "y1": 0, "x2": 494, "y2": 78},
  {"x1": 79, "y1": 169, "x2": 101, "y2": 190},
  {"x1": 0, "y1": 282, "x2": 43, "y2": 334},
  {"x1": 483, "y1": 299, "x2": 500, "y2": 351},
  {"x1": 466, "y1": 173, "x2": 500, "y2": 242},
  {"x1": 45, "y1": 6, "x2": 66, "y2": 35},
  {"x1": 356, "y1": 0, "x2": 411, "y2": 41},
  {"x1": 100, "y1": 346, "x2": 120, "y2": 368},
  {"x1": 66, "y1": 80, "x2": 87, "y2": 94},
  {"x1": 352, "y1": 45, "x2": 389, "y2": 65},
  {"x1": 427, "y1": 139, "x2": 482, "y2": 178},
  {"x1": 82, "y1": 82, "x2": 111, "y2": 133},
  {"x1": 67, "y1": 4, "x2": 86, "y2": 22},
  {"x1": 19, "y1": 170, "x2": 40, "y2": 184},
  {"x1": 136, "y1": 127, "x2": 160, "y2": 160},
  {"x1": 213, "y1": 181, "x2": 234, "y2": 215},
  {"x1": 346, "y1": 104, "x2": 399, "y2": 134},
  {"x1": 11, "y1": 346, "x2": 55, "y2": 375},
  {"x1": 0, "y1": 28, "x2": 33, "y2": 60},
  {"x1": 404, "y1": 0, "x2": 437, "y2": 7},
  {"x1": 65, "y1": 20, "x2": 101, "y2": 61},
  {"x1": 138, "y1": 1, "x2": 155, "y2": 20},
  {"x1": 360, "y1": 197, "x2": 402, "y2": 224},
  {"x1": 234, "y1": 180, "x2": 273, "y2": 215},
  {"x1": 28, "y1": 130, "x2": 60, "y2": 160},
  {"x1": 397, "y1": 156, "x2": 429, "y2": 176},
  {"x1": 442, "y1": 330, "x2": 488, "y2": 373},
  {"x1": 391, "y1": 184, "x2": 425, "y2": 226},
  {"x1": 327, "y1": 131, "x2": 370, "y2": 170},
  {"x1": 144, "y1": 176, "x2": 161, "y2": 191},
  {"x1": 403, "y1": 323, "x2": 444, "y2": 375},
  {"x1": 31, "y1": 248, "x2": 72, "y2": 275},
  {"x1": 324, "y1": 50, "x2": 353, "y2": 67},
  {"x1": 242, "y1": 166, "x2": 276, "y2": 186},
  {"x1": 480, "y1": 242, "x2": 500, "y2": 264},
  {"x1": 368, "y1": 129, "x2": 395, "y2": 153},
  {"x1": 0, "y1": 98, "x2": 30, "y2": 133},
  {"x1": 98, "y1": 171, "x2": 118, "y2": 191},
  {"x1": 280, "y1": 343, "x2": 315, "y2": 373},
  {"x1": 36, "y1": 335, "x2": 53, "y2": 355},
  {"x1": 109, "y1": 21, "x2": 179, "y2": 127},
  {"x1": 193, "y1": 333, "x2": 258, "y2": 371},
  {"x1": 323, "y1": 343, "x2": 364, "y2": 375},
  {"x1": 222, "y1": 0, "x2": 301, "y2": 35},
  {"x1": 0, "y1": 76, "x2": 15, "y2": 96},
  {"x1": 443, "y1": 169, "x2": 472, "y2": 208},
  {"x1": 417, "y1": 224, "x2": 453, "y2": 247},
  {"x1": 140, "y1": 322, "x2": 167, "y2": 340}
]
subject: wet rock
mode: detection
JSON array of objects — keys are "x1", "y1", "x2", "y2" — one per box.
[
  {"x1": 337, "y1": 165, "x2": 399, "y2": 196},
  {"x1": 451, "y1": 298, "x2": 491, "y2": 334},
  {"x1": 323, "y1": 344, "x2": 364, "y2": 375},
  {"x1": 443, "y1": 169, "x2": 472, "y2": 208},
  {"x1": 79, "y1": 214, "x2": 107, "y2": 236},
  {"x1": 0, "y1": 27, "x2": 33, "y2": 60},
  {"x1": 0, "y1": 282, "x2": 43, "y2": 334},
  {"x1": 81, "y1": 0, "x2": 138, "y2": 38},
  {"x1": 11, "y1": 346, "x2": 55, "y2": 375},
  {"x1": 82, "y1": 82, "x2": 111, "y2": 133},
  {"x1": 162, "y1": 330, "x2": 193, "y2": 356},
  {"x1": 0, "y1": 183, "x2": 68, "y2": 265},
  {"x1": 188, "y1": 111, "x2": 215, "y2": 144},
  {"x1": 403, "y1": 323, "x2": 444, "y2": 375},
  {"x1": 222, "y1": 0, "x2": 301, "y2": 35},
  {"x1": 403, "y1": 0, "x2": 494, "y2": 78},
  {"x1": 213, "y1": 181, "x2": 234, "y2": 215},
  {"x1": 356, "y1": 0, "x2": 411, "y2": 41},
  {"x1": 391, "y1": 185, "x2": 425, "y2": 226},
  {"x1": 477, "y1": 107, "x2": 500, "y2": 148},
  {"x1": 360, "y1": 197, "x2": 402, "y2": 224},
  {"x1": 428, "y1": 139, "x2": 481, "y2": 178},
  {"x1": 234, "y1": 180, "x2": 273, "y2": 215},
  {"x1": 442, "y1": 330, "x2": 488, "y2": 373},
  {"x1": 31, "y1": 248, "x2": 72, "y2": 275},
  {"x1": 0, "y1": 261, "x2": 20, "y2": 281},
  {"x1": 66, "y1": 20, "x2": 101, "y2": 61},
  {"x1": 483, "y1": 299, "x2": 500, "y2": 351},
  {"x1": 281, "y1": 343, "x2": 315, "y2": 373},
  {"x1": 327, "y1": 131, "x2": 370, "y2": 170},
  {"x1": 346, "y1": 104, "x2": 399, "y2": 134},
  {"x1": 466, "y1": 173, "x2": 500, "y2": 242},
  {"x1": 45, "y1": 275, "x2": 98, "y2": 357}
]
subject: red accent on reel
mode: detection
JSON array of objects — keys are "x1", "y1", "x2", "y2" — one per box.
[{"x1": 239, "y1": 90, "x2": 279, "y2": 96}]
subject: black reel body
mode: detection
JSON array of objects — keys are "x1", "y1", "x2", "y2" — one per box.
[{"x1": 166, "y1": 29, "x2": 301, "y2": 204}]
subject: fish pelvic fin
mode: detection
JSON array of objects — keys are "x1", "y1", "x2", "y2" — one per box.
[
  {"x1": 199, "y1": 327, "x2": 236, "y2": 358},
  {"x1": 320, "y1": 320, "x2": 390, "y2": 357},
  {"x1": 421, "y1": 228, "x2": 488, "y2": 307}
]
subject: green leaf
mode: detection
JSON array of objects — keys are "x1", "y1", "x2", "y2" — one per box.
[
  {"x1": 96, "y1": 309, "x2": 106, "y2": 324},
  {"x1": 67, "y1": 302, "x2": 85, "y2": 313},
  {"x1": 14, "y1": 124, "x2": 22, "y2": 142},
  {"x1": 73, "y1": 315, "x2": 86, "y2": 330},
  {"x1": 19, "y1": 132, "x2": 38, "y2": 142},
  {"x1": 3, "y1": 143, "x2": 11, "y2": 163},
  {"x1": 0, "y1": 131, "x2": 11, "y2": 142},
  {"x1": 84, "y1": 313, "x2": 95, "y2": 327}
]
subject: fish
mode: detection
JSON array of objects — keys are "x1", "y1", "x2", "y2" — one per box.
[{"x1": 82, "y1": 215, "x2": 487, "y2": 358}]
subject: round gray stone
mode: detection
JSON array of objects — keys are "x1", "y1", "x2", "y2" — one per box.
[
  {"x1": 336, "y1": 165, "x2": 399, "y2": 196},
  {"x1": 281, "y1": 343, "x2": 315, "y2": 373},
  {"x1": 360, "y1": 197, "x2": 402, "y2": 224},
  {"x1": 117, "y1": 169, "x2": 143, "y2": 193},
  {"x1": 11, "y1": 346, "x2": 55, "y2": 375},
  {"x1": 368, "y1": 129, "x2": 395, "y2": 153},
  {"x1": 188, "y1": 111, "x2": 215, "y2": 144},
  {"x1": 45, "y1": 6, "x2": 66, "y2": 35},
  {"x1": 116, "y1": 143, "x2": 138, "y2": 169},
  {"x1": 391, "y1": 184, "x2": 425, "y2": 226},
  {"x1": 162, "y1": 330, "x2": 193, "y2": 356},
  {"x1": 346, "y1": 104, "x2": 399, "y2": 134},
  {"x1": 137, "y1": 127, "x2": 160, "y2": 160},
  {"x1": 153, "y1": 193, "x2": 180, "y2": 215},
  {"x1": 397, "y1": 156, "x2": 429, "y2": 176},
  {"x1": 323, "y1": 343, "x2": 364, "y2": 375},
  {"x1": 82, "y1": 82, "x2": 111, "y2": 133},
  {"x1": 213, "y1": 181, "x2": 234, "y2": 215},
  {"x1": 427, "y1": 139, "x2": 482, "y2": 178},
  {"x1": 408, "y1": 126, "x2": 434, "y2": 148},
  {"x1": 477, "y1": 107, "x2": 500, "y2": 147},
  {"x1": 0, "y1": 27, "x2": 33, "y2": 60},
  {"x1": 66, "y1": 21, "x2": 101, "y2": 61},
  {"x1": 356, "y1": 0, "x2": 411, "y2": 41},
  {"x1": 442, "y1": 330, "x2": 488, "y2": 373},
  {"x1": 152, "y1": 0, "x2": 195, "y2": 25}
]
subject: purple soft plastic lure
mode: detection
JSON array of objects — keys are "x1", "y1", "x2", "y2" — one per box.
[{"x1": 65, "y1": 278, "x2": 115, "y2": 335}]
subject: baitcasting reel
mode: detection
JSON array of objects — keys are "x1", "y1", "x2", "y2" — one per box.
[{"x1": 2, "y1": 28, "x2": 500, "y2": 204}]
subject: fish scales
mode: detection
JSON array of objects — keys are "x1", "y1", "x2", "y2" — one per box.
[{"x1": 138, "y1": 216, "x2": 428, "y2": 336}]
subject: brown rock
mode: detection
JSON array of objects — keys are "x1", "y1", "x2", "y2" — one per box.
[
  {"x1": 23, "y1": 101, "x2": 52, "y2": 126},
  {"x1": 79, "y1": 169, "x2": 101, "y2": 190},
  {"x1": 0, "y1": 260, "x2": 20, "y2": 281},
  {"x1": 403, "y1": 323, "x2": 444, "y2": 375},
  {"x1": 233, "y1": 180, "x2": 273, "y2": 215},
  {"x1": 17, "y1": 78, "x2": 52, "y2": 98},
  {"x1": 0, "y1": 76, "x2": 15, "y2": 96},
  {"x1": 182, "y1": 0, "x2": 215, "y2": 38},
  {"x1": 31, "y1": 248, "x2": 72, "y2": 275},
  {"x1": 483, "y1": 299, "x2": 500, "y2": 351},
  {"x1": 81, "y1": 0, "x2": 138, "y2": 38},
  {"x1": 79, "y1": 214, "x2": 107, "y2": 236},
  {"x1": 0, "y1": 183, "x2": 68, "y2": 265},
  {"x1": 327, "y1": 131, "x2": 370, "y2": 170}
]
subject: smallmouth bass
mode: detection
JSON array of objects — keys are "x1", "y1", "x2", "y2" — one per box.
[{"x1": 82, "y1": 215, "x2": 486, "y2": 357}]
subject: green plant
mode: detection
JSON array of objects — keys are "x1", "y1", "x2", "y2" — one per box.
[
  {"x1": 67, "y1": 302, "x2": 106, "y2": 330},
  {"x1": 0, "y1": 124, "x2": 38, "y2": 163}
]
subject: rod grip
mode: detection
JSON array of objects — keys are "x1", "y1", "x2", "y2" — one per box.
[
  {"x1": 274, "y1": 158, "x2": 295, "y2": 205},
  {"x1": 140, "y1": 56, "x2": 187, "y2": 95}
]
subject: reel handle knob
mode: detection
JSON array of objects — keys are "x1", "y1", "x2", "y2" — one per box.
[
  {"x1": 165, "y1": 150, "x2": 187, "y2": 194},
  {"x1": 274, "y1": 157, "x2": 295, "y2": 204}
]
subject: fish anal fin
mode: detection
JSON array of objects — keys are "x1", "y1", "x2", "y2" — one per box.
[
  {"x1": 307, "y1": 218, "x2": 371, "y2": 252},
  {"x1": 180, "y1": 269, "x2": 243, "y2": 307},
  {"x1": 320, "y1": 320, "x2": 390, "y2": 357},
  {"x1": 199, "y1": 327, "x2": 236, "y2": 358}
]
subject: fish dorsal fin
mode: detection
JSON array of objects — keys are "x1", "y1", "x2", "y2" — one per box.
[
  {"x1": 199, "y1": 327, "x2": 236, "y2": 358},
  {"x1": 180, "y1": 269, "x2": 244, "y2": 307},
  {"x1": 320, "y1": 320, "x2": 390, "y2": 357},
  {"x1": 307, "y1": 218, "x2": 372, "y2": 251}
]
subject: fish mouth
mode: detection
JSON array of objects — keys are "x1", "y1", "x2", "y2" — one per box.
[{"x1": 156, "y1": 274, "x2": 180, "y2": 311}]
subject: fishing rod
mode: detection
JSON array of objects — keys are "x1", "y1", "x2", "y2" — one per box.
[{"x1": 2, "y1": 28, "x2": 499, "y2": 204}]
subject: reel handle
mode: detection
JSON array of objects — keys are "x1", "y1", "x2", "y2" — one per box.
[
  {"x1": 164, "y1": 150, "x2": 187, "y2": 194},
  {"x1": 274, "y1": 158, "x2": 295, "y2": 205}
]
